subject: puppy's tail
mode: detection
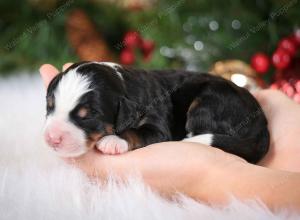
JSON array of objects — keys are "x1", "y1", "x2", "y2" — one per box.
[{"x1": 183, "y1": 130, "x2": 269, "y2": 163}]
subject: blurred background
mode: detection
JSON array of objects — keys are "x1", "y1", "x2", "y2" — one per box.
[{"x1": 1, "y1": 0, "x2": 300, "y2": 99}]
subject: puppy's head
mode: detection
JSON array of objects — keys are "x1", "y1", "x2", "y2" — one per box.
[{"x1": 44, "y1": 62, "x2": 124, "y2": 157}]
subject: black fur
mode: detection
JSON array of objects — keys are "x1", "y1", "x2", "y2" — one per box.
[{"x1": 46, "y1": 62, "x2": 270, "y2": 163}]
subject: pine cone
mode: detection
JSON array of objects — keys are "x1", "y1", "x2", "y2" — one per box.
[{"x1": 66, "y1": 9, "x2": 113, "y2": 61}]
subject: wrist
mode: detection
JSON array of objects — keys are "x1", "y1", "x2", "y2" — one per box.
[
  {"x1": 195, "y1": 160, "x2": 300, "y2": 210},
  {"x1": 187, "y1": 152, "x2": 247, "y2": 203}
]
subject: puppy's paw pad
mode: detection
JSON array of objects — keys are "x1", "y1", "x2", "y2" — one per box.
[{"x1": 96, "y1": 135, "x2": 128, "y2": 155}]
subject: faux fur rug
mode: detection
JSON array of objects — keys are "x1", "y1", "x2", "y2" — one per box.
[{"x1": 0, "y1": 73, "x2": 298, "y2": 220}]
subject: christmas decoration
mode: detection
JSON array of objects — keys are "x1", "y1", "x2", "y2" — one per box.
[
  {"x1": 210, "y1": 60, "x2": 265, "y2": 91},
  {"x1": 1, "y1": 1, "x2": 300, "y2": 74},
  {"x1": 251, "y1": 53, "x2": 270, "y2": 74},
  {"x1": 123, "y1": 31, "x2": 142, "y2": 48},
  {"x1": 90, "y1": 0, "x2": 156, "y2": 10},
  {"x1": 278, "y1": 38, "x2": 297, "y2": 57},
  {"x1": 272, "y1": 49, "x2": 291, "y2": 70},
  {"x1": 119, "y1": 0, "x2": 156, "y2": 10},
  {"x1": 141, "y1": 40, "x2": 155, "y2": 61},
  {"x1": 270, "y1": 58, "x2": 300, "y2": 104},
  {"x1": 120, "y1": 48, "x2": 135, "y2": 65},
  {"x1": 119, "y1": 31, "x2": 155, "y2": 65},
  {"x1": 248, "y1": 29, "x2": 300, "y2": 103},
  {"x1": 293, "y1": 29, "x2": 300, "y2": 46},
  {"x1": 66, "y1": 9, "x2": 113, "y2": 62}
]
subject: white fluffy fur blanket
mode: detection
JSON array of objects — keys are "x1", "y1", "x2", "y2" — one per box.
[{"x1": 0, "y1": 74, "x2": 298, "y2": 220}]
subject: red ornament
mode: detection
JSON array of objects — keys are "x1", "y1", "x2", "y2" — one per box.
[
  {"x1": 251, "y1": 52, "x2": 270, "y2": 74},
  {"x1": 141, "y1": 40, "x2": 155, "y2": 61},
  {"x1": 120, "y1": 30, "x2": 156, "y2": 63},
  {"x1": 278, "y1": 38, "x2": 297, "y2": 56},
  {"x1": 272, "y1": 49, "x2": 291, "y2": 69},
  {"x1": 141, "y1": 40, "x2": 155, "y2": 54},
  {"x1": 123, "y1": 31, "x2": 142, "y2": 48},
  {"x1": 295, "y1": 81, "x2": 300, "y2": 93},
  {"x1": 270, "y1": 83, "x2": 279, "y2": 90},
  {"x1": 120, "y1": 48, "x2": 135, "y2": 65},
  {"x1": 294, "y1": 29, "x2": 300, "y2": 46},
  {"x1": 270, "y1": 58, "x2": 300, "y2": 104}
]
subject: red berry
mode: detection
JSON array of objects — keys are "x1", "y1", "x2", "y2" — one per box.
[
  {"x1": 288, "y1": 35, "x2": 299, "y2": 48},
  {"x1": 250, "y1": 52, "x2": 270, "y2": 74},
  {"x1": 294, "y1": 29, "x2": 300, "y2": 46},
  {"x1": 141, "y1": 40, "x2": 155, "y2": 62},
  {"x1": 270, "y1": 83, "x2": 279, "y2": 90},
  {"x1": 123, "y1": 31, "x2": 142, "y2": 48},
  {"x1": 120, "y1": 49, "x2": 135, "y2": 65},
  {"x1": 279, "y1": 80, "x2": 288, "y2": 88},
  {"x1": 278, "y1": 38, "x2": 297, "y2": 56},
  {"x1": 272, "y1": 49, "x2": 291, "y2": 69},
  {"x1": 141, "y1": 40, "x2": 155, "y2": 55},
  {"x1": 295, "y1": 81, "x2": 300, "y2": 93}
]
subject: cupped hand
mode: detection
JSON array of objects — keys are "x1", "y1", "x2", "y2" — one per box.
[
  {"x1": 39, "y1": 63, "x2": 300, "y2": 201},
  {"x1": 255, "y1": 90, "x2": 300, "y2": 171},
  {"x1": 39, "y1": 63, "x2": 245, "y2": 200}
]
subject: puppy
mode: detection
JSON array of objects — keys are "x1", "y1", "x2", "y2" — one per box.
[{"x1": 44, "y1": 61, "x2": 269, "y2": 163}]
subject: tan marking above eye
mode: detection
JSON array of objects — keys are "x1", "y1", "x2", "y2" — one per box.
[{"x1": 78, "y1": 107, "x2": 89, "y2": 118}]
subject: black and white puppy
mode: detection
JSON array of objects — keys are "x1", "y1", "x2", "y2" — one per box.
[{"x1": 44, "y1": 61, "x2": 269, "y2": 163}]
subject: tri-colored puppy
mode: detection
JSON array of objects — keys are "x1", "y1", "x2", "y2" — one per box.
[{"x1": 44, "y1": 61, "x2": 269, "y2": 163}]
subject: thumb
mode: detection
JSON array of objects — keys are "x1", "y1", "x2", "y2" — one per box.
[{"x1": 39, "y1": 64, "x2": 59, "y2": 89}]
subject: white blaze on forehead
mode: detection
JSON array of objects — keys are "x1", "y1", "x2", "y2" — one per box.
[{"x1": 54, "y1": 68, "x2": 92, "y2": 116}]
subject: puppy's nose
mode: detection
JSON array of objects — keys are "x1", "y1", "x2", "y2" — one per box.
[{"x1": 45, "y1": 132, "x2": 63, "y2": 147}]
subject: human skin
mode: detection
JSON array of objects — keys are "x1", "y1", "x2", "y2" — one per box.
[{"x1": 40, "y1": 63, "x2": 300, "y2": 211}]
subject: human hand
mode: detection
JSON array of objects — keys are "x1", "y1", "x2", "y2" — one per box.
[
  {"x1": 39, "y1": 63, "x2": 245, "y2": 200},
  {"x1": 39, "y1": 63, "x2": 300, "y2": 208},
  {"x1": 40, "y1": 63, "x2": 300, "y2": 173},
  {"x1": 255, "y1": 89, "x2": 300, "y2": 172}
]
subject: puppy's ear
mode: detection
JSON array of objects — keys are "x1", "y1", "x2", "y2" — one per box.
[{"x1": 115, "y1": 97, "x2": 141, "y2": 133}]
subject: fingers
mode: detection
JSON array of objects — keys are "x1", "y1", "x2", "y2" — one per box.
[
  {"x1": 39, "y1": 64, "x2": 60, "y2": 88},
  {"x1": 40, "y1": 63, "x2": 74, "y2": 89},
  {"x1": 255, "y1": 89, "x2": 298, "y2": 114},
  {"x1": 64, "y1": 149, "x2": 130, "y2": 179},
  {"x1": 63, "y1": 63, "x2": 73, "y2": 71},
  {"x1": 255, "y1": 89, "x2": 293, "y2": 105}
]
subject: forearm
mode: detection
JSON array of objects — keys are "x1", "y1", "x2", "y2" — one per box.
[{"x1": 193, "y1": 161, "x2": 300, "y2": 211}]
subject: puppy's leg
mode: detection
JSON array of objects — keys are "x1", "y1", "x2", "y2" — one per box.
[
  {"x1": 96, "y1": 135, "x2": 129, "y2": 155},
  {"x1": 184, "y1": 94, "x2": 269, "y2": 163},
  {"x1": 120, "y1": 122, "x2": 171, "y2": 150},
  {"x1": 97, "y1": 119, "x2": 171, "y2": 155},
  {"x1": 183, "y1": 97, "x2": 216, "y2": 146}
]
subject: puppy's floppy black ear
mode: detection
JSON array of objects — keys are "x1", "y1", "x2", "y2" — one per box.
[{"x1": 115, "y1": 97, "x2": 141, "y2": 133}]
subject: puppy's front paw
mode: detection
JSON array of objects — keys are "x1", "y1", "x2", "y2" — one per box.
[{"x1": 96, "y1": 135, "x2": 129, "y2": 155}]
